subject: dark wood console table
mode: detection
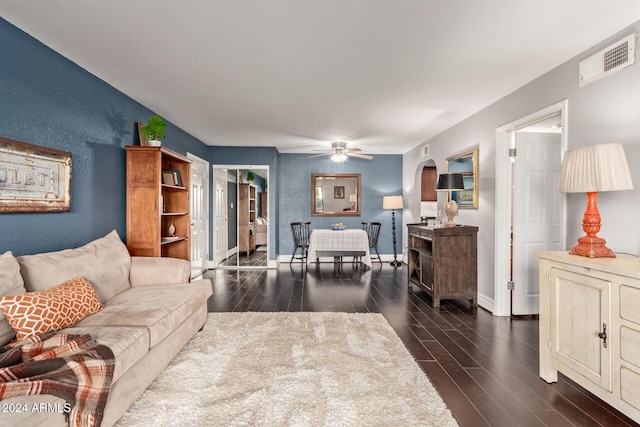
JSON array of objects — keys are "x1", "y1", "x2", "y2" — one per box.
[{"x1": 407, "y1": 223, "x2": 478, "y2": 308}]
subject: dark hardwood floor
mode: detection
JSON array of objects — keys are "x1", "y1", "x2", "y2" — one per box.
[
  {"x1": 202, "y1": 262, "x2": 638, "y2": 427},
  {"x1": 216, "y1": 246, "x2": 268, "y2": 267}
]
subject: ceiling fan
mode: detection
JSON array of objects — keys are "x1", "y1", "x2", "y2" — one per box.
[{"x1": 308, "y1": 141, "x2": 373, "y2": 162}]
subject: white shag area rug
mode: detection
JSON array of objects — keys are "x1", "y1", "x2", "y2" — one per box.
[{"x1": 116, "y1": 312, "x2": 458, "y2": 427}]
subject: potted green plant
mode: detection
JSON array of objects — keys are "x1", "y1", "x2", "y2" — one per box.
[
  {"x1": 246, "y1": 171, "x2": 255, "y2": 182},
  {"x1": 140, "y1": 115, "x2": 167, "y2": 147}
]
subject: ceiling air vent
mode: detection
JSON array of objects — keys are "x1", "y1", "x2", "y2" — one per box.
[{"x1": 579, "y1": 33, "x2": 636, "y2": 87}]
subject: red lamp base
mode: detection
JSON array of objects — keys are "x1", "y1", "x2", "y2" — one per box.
[
  {"x1": 569, "y1": 236, "x2": 615, "y2": 258},
  {"x1": 570, "y1": 192, "x2": 616, "y2": 258}
]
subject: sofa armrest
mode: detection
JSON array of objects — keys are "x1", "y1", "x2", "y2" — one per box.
[{"x1": 129, "y1": 256, "x2": 191, "y2": 286}]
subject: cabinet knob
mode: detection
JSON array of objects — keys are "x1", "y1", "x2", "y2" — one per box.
[{"x1": 598, "y1": 323, "x2": 607, "y2": 349}]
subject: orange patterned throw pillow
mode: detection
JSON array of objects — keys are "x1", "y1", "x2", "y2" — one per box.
[{"x1": 0, "y1": 276, "x2": 103, "y2": 340}]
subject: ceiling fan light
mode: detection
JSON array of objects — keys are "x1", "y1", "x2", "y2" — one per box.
[{"x1": 331, "y1": 153, "x2": 347, "y2": 163}]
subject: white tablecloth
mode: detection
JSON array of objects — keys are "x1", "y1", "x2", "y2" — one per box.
[{"x1": 307, "y1": 229, "x2": 372, "y2": 267}]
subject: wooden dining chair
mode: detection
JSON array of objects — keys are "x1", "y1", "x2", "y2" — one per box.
[
  {"x1": 290, "y1": 222, "x2": 311, "y2": 265},
  {"x1": 361, "y1": 222, "x2": 382, "y2": 263}
]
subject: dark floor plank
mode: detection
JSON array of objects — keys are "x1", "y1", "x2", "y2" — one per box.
[
  {"x1": 530, "y1": 409, "x2": 574, "y2": 427},
  {"x1": 427, "y1": 340, "x2": 519, "y2": 427},
  {"x1": 465, "y1": 367, "x2": 546, "y2": 427},
  {"x1": 420, "y1": 360, "x2": 490, "y2": 427}
]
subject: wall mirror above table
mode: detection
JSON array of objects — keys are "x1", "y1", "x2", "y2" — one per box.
[{"x1": 311, "y1": 173, "x2": 361, "y2": 216}]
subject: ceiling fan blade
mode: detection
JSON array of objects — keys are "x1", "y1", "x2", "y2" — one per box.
[
  {"x1": 307, "y1": 153, "x2": 332, "y2": 158},
  {"x1": 345, "y1": 152, "x2": 373, "y2": 160},
  {"x1": 344, "y1": 148, "x2": 362, "y2": 153}
]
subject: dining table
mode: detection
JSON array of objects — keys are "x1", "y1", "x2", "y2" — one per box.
[{"x1": 306, "y1": 228, "x2": 372, "y2": 267}]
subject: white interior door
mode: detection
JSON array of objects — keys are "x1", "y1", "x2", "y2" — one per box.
[
  {"x1": 494, "y1": 100, "x2": 567, "y2": 316},
  {"x1": 189, "y1": 154, "x2": 209, "y2": 279},
  {"x1": 214, "y1": 168, "x2": 228, "y2": 265},
  {"x1": 512, "y1": 132, "x2": 562, "y2": 315}
]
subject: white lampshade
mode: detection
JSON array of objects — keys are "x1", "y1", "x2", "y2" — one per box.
[
  {"x1": 557, "y1": 143, "x2": 634, "y2": 193},
  {"x1": 383, "y1": 195, "x2": 403, "y2": 210}
]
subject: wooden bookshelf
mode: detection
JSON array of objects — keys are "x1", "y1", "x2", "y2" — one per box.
[
  {"x1": 239, "y1": 183, "x2": 256, "y2": 255},
  {"x1": 126, "y1": 146, "x2": 191, "y2": 261}
]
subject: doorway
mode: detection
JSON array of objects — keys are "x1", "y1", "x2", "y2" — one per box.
[
  {"x1": 494, "y1": 100, "x2": 567, "y2": 316},
  {"x1": 188, "y1": 153, "x2": 209, "y2": 279},
  {"x1": 417, "y1": 159, "x2": 438, "y2": 221},
  {"x1": 213, "y1": 168, "x2": 230, "y2": 266},
  {"x1": 212, "y1": 165, "x2": 269, "y2": 269}
]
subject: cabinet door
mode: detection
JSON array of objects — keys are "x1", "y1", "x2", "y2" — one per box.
[
  {"x1": 407, "y1": 248, "x2": 419, "y2": 285},
  {"x1": 549, "y1": 267, "x2": 611, "y2": 390},
  {"x1": 420, "y1": 254, "x2": 434, "y2": 291}
]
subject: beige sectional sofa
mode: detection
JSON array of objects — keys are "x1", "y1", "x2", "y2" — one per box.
[{"x1": 0, "y1": 231, "x2": 213, "y2": 426}]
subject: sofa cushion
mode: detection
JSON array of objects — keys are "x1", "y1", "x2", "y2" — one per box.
[
  {"x1": 60, "y1": 325, "x2": 150, "y2": 382},
  {"x1": 0, "y1": 252, "x2": 27, "y2": 346},
  {"x1": 73, "y1": 282, "x2": 210, "y2": 347},
  {"x1": 16, "y1": 230, "x2": 131, "y2": 303},
  {"x1": 0, "y1": 276, "x2": 103, "y2": 340}
]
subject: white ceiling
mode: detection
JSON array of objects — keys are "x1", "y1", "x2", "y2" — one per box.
[{"x1": 2, "y1": 1, "x2": 640, "y2": 155}]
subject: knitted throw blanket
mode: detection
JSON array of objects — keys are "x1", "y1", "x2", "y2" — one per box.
[{"x1": 0, "y1": 331, "x2": 115, "y2": 427}]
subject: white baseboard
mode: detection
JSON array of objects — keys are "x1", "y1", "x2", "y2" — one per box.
[
  {"x1": 477, "y1": 293, "x2": 495, "y2": 314},
  {"x1": 276, "y1": 253, "x2": 404, "y2": 265},
  {"x1": 209, "y1": 252, "x2": 407, "y2": 269},
  {"x1": 277, "y1": 255, "x2": 308, "y2": 265}
]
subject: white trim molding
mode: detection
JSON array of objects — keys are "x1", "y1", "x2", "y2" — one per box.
[{"x1": 493, "y1": 99, "x2": 568, "y2": 316}]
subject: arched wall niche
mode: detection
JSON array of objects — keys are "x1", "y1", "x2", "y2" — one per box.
[{"x1": 413, "y1": 159, "x2": 438, "y2": 222}]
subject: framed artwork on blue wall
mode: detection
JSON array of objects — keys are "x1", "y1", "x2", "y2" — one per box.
[{"x1": 0, "y1": 136, "x2": 72, "y2": 213}]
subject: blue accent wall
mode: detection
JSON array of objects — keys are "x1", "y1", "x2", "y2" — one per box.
[
  {"x1": 278, "y1": 154, "x2": 403, "y2": 256},
  {"x1": 0, "y1": 19, "x2": 208, "y2": 256}
]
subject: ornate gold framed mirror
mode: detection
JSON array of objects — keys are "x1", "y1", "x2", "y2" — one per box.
[
  {"x1": 311, "y1": 173, "x2": 361, "y2": 216},
  {"x1": 445, "y1": 148, "x2": 478, "y2": 209}
]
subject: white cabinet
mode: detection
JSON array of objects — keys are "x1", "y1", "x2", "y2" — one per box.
[
  {"x1": 538, "y1": 251, "x2": 640, "y2": 422},
  {"x1": 548, "y1": 268, "x2": 611, "y2": 390}
]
